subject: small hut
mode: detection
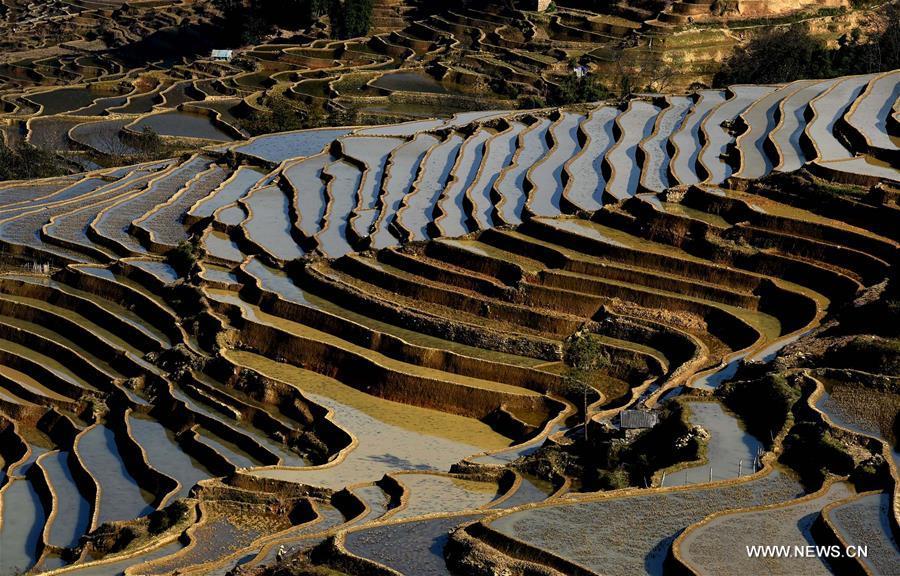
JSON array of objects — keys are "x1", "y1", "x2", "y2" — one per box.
[
  {"x1": 617, "y1": 410, "x2": 659, "y2": 441},
  {"x1": 210, "y1": 49, "x2": 234, "y2": 62}
]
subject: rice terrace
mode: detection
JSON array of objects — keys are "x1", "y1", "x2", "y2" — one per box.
[{"x1": 0, "y1": 0, "x2": 897, "y2": 574}]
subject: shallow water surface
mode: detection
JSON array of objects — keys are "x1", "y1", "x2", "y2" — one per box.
[
  {"x1": 372, "y1": 71, "x2": 448, "y2": 94},
  {"x1": 41, "y1": 450, "x2": 92, "y2": 548},
  {"x1": 466, "y1": 122, "x2": 523, "y2": 229},
  {"x1": 371, "y1": 134, "x2": 436, "y2": 248},
  {"x1": 344, "y1": 515, "x2": 480, "y2": 576},
  {"x1": 316, "y1": 160, "x2": 361, "y2": 257},
  {"x1": 700, "y1": 86, "x2": 776, "y2": 183},
  {"x1": 605, "y1": 100, "x2": 659, "y2": 199},
  {"x1": 235, "y1": 129, "x2": 351, "y2": 163},
  {"x1": 231, "y1": 350, "x2": 510, "y2": 489},
  {"x1": 78, "y1": 424, "x2": 155, "y2": 524},
  {"x1": 490, "y1": 469, "x2": 803, "y2": 576},
  {"x1": 495, "y1": 118, "x2": 551, "y2": 224},
  {"x1": 398, "y1": 133, "x2": 463, "y2": 241},
  {"x1": 203, "y1": 230, "x2": 244, "y2": 263},
  {"x1": 667, "y1": 401, "x2": 763, "y2": 486},
  {"x1": 392, "y1": 473, "x2": 499, "y2": 519},
  {"x1": 243, "y1": 186, "x2": 304, "y2": 261},
  {"x1": 129, "y1": 414, "x2": 212, "y2": 501},
  {"x1": 669, "y1": 91, "x2": 725, "y2": 186},
  {"x1": 436, "y1": 129, "x2": 490, "y2": 237},
  {"x1": 0, "y1": 475, "x2": 46, "y2": 574},
  {"x1": 528, "y1": 112, "x2": 583, "y2": 216},
  {"x1": 640, "y1": 96, "x2": 692, "y2": 192},
  {"x1": 190, "y1": 166, "x2": 266, "y2": 220},
  {"x1": 827, "y1": 492, "x2": 899, "y2": 575},
  {"x1": 679, "y1": 482, "x2": 854, "y2": 575},
  {"x1": 131, "y1": 111, "x2": 235, "y2": 142},
  {"x1": 566, "y1": 107, "x2": 617, "y2": 211}
]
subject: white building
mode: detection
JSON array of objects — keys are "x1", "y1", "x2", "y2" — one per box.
[{"x1": 210, "y1": 49, "x2": 234, "y2": 61}]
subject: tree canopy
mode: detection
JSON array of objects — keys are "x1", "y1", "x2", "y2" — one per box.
[{"x1": 714, "y1": 5, "x2": 900, "y2": 86}]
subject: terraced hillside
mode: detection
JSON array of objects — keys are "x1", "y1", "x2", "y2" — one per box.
[
  {"x1": 1, "y1": 0, "x2": 892, "y2": 161},
  {"x1": 0, "y1": 67, "x2": 897, "y2": 576}
]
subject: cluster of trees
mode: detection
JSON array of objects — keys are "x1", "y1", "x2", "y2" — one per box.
[
  {"x1": 714, "y1": 4, "x2": 900, "y2": 85},
  {"x1": 212, "y1": 0, "x2": 373, "y2": 44},
  {"x1": 0, "y1": 143, "x2": 69, "y2": 181},
  {"x1": 239, "y1": 94, "x2": 325, "y2": 136},
  {"x1": 502, "y1": 72, "x2": 613, "y2": 109}
]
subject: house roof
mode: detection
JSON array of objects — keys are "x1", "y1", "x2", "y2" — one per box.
[
  {"x1": 211, "y1": 49, "x2": 233, "y2": 58},
  {"x1": 619, "y1": 410, "x2": 659, "y2": 429}
]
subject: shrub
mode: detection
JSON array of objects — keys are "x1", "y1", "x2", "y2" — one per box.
[
  {"x1": 594, "y1": 468, "x2": 629, "y2": 490},
  {"x1": 718, "y1": 373, "x2": 800, "y2": 446},
  {"x1": 148, "y1": 500, "x2": 190, "y2": 534},
  {"x1": 166, "y1": 240, "x2": 204, "y2": 277},
  {"x1": 0, "y1": 143, "x2": 69, "y2": 181},
  {"x1": 518, "y1": 94, "x2": 546, "y2": 109},
  {"x1": 241, "y1": 95, "x2": 308, "y2": 136},
  {"x1": 850, "y1": 455, "x2": 890, "y2": 492},
  {"x1": 549, "y1": 74, "x2": 611, "y2": 105},
  {"x1": 562, "y1": 333, "x2": 610, "y2": 407},
  {"x1": 135, "y1": 126, "x2": 162, "y2": 155},
  {"x1": 715, "y1": 5, "x2": 900, "y2": 86},
  {"x1": 781, "y1": 422, "x2": 854, "y2": 487},
  {"x1": 329, "y1": 0, "x2": 373, "y2": 39},
  {"x1": 714, "y1": 28, "x2": 834, "y2": 86}
]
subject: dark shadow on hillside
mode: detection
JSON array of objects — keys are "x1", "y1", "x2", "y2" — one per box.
[{"x1": 111, "y1": 23, "x2": 230, "y2": 68}]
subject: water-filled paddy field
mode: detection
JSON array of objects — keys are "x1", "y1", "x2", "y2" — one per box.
[
  {"x1": 0, "y1": 59, "x2": 896, "y2": 576},
  {"x1": 130, "y1": 111, "x2": 236, "y2": 142}
]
